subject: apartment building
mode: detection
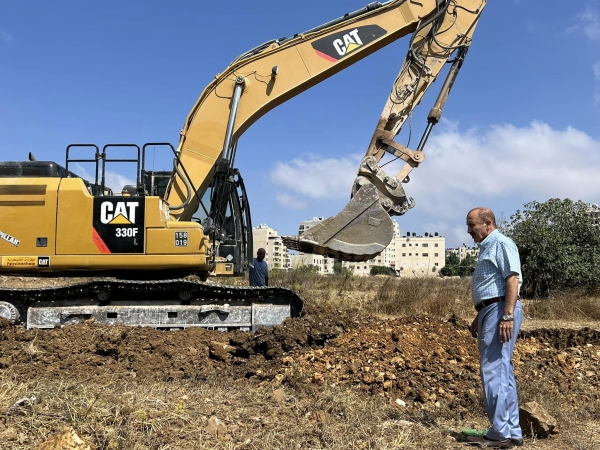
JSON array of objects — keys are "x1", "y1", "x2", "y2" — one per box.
[
  {"x1": 446, "y1": 244, "x2": 480, "y2": 261},
  {"x1": 252, "y1": 224, "x2": 291, "y2": 270},
  {"x1": 395, "y1": 231, "x2": 445, "y2": 277},
  {"x1": 289, "y1": 253, "x2": 336, "y2": 274}
]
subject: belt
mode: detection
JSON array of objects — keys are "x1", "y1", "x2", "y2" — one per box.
[{"x1": 475, "y1": 296, "x2": 505, "y2": 312}]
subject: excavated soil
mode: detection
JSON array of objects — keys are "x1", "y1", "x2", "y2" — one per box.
[{"x1": 1, "y1": 303, "x2": 599, "y2": 411}]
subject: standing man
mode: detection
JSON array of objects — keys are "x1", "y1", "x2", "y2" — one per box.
[
  {"x1": 249, "y1": 248, "x2": 269, "y2": 287},
  {"x1": 465, "y1": 207, "x2": 524, "y2": 449}
]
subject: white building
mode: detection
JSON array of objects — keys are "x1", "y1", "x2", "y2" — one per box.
[
  {"x1": 446, "y1": 244, "x2": 480, "y2": 261},
  {"x1": 289, "y1": 253, "x2": 336, "y2": 274},
  {"x1": 252, "y1": 224, "x2": 291, "y2": 270},
  {"x1": 393, "y1": 231, "x2": 446, "y2": 277}
]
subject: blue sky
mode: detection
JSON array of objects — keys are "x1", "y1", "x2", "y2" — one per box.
[{"x1": 2, "y1": 0, "x2": 600, "y2": 248}]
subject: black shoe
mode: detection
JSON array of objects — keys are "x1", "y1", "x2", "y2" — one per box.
[
  {"x1": 511, "y1": 438, "x2": 523, "y2": 446},
  {"x1": 465, "y1": 435, "x2": 513, "y2": 448}
]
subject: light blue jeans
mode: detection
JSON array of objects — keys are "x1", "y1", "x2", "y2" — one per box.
[{"x1": 478, "y1": 300, "x2": 523, "y2": 441}]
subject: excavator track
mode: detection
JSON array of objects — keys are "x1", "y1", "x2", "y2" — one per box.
[{"x1": 0, "y1": 277, "x2": 303, "y2": 331}]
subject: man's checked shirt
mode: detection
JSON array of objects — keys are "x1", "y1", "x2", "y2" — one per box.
[{"x1": 472, "y1": 229, "x2": 522, "y2": 305}]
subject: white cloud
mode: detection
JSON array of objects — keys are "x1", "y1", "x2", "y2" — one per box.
[
  {"x1": 566, "y1": 8, "x2": 600, "y2": 41},
  {"x1": 270, "y1": 154, "x2": 361, "y2": 201},
  {"x1": 0, "y1": 30, "x2": 13, "y2": 42},
  {"x1": 105, "y1": 172, "x2": 137, "y2": 193},
  {"x1": 404, "y1": 120, "x2": 600, "y2": 219},
  {"x1": 269, "y1": 121, "x2": 600, "y2": 230},
  {"x1": 275, "y1": 193, "x2": 307, "y2": 210},
  {"x1": 72, "y1": 163, "x2": 136, "y2": 193},
  {"x1": 594, "y1": 62, "x2": 600, "y2": 80}
]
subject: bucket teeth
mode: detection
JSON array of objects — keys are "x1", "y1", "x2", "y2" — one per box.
[{"x1": 282, "y1": 183, "x2": 394, "y2": 262}]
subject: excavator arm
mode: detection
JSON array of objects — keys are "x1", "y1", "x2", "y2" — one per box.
[{"x1": 166, "y1": 0, "x2": 486, "y2": 262}]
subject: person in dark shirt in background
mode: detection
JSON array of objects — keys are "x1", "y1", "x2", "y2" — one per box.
[{"x1": 249, "y1": 248, "x2": 268, "y2": 287}]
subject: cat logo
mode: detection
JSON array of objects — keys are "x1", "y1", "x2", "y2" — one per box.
[
  {"x1": 93, "y1": 197, "x2": 145, "y2": 254},
  {"x1": 333, "y1": 29, "x2": 363, "y2": 56},
  {"x1": 100, "y1": 201, "x2": 139, "y2": 225},
  {"x1": 312, "y1": 25, "x2": 387, "y2": 62},
  {"x1": 37, "y1": 257, "x2": 50, "y2": 267}
]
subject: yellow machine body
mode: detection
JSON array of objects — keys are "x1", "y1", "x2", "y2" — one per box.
[{"x1": 0, "y1": 177, "x2": 208, "y2": 273}]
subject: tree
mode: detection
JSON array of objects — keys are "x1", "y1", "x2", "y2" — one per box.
[
  {"x1": 370, "y1": 265, "x2": 395, "y2": 276},
  {"x1": 294, "y1": 264, "x2": 320, "y2": 274},
  {"x1": 506, "y1": 198, "x2": 600, "y2": 297},
  {"x1": 334, "y1": 262, "x2": 353, "y2": 277},
  {"x1": 440, "y1": 253, "x2": 460, "y2": 276},
  {"x1": 458, "y1": 253, "x2": 477, "y2": 277}
]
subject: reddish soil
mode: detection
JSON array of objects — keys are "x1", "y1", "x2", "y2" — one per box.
[{"x1": 1, "y1": 304, "x2": 599, "y2": 412}]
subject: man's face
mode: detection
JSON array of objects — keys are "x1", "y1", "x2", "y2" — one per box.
[
  {"x1": 466, "y1": 212, "x2": 491, "y2": 244},
  {"x1": 256, "y1": 249, "x2": 266, "y2": 261}
]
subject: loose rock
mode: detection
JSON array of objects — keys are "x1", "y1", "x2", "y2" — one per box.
[
  {"x1": 519, "y1": 401, "x2": 557, "y2": 437},
  {"x1": 37, "y1": 427, "x2": 95, "y2": 450}
]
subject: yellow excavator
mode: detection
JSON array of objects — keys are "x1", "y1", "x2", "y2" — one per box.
[{"x1": 0, "y1": 0, "x2": 486, "y2": 329}]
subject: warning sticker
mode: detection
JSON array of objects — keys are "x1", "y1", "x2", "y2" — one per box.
[
  {"x1": 1, "y1": 256, "x2": 51, "y2": 268},
  {"x1": 2, "y1": 256, "x2": 37, "y2": 268}
]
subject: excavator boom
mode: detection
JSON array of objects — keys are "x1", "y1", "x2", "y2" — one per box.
[{"x1": 166, "y1": 0, "x2": 486, "y2": 261}]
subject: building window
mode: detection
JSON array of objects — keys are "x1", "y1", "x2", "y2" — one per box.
[
  {"x1": 409, "y1": 244, "x2": 412, "y2": 247},
  {"x1": 435, "y1": 243, "x2": 439, "y2": 247},
  {"x1": 416, "y1": 253, "x2": 419, "y2": 256},
  {"x1": 422, "y1": 253, "x2": 428, "y2": 257},
  {"x1": 409, "y1": 253, "x2": 412, "y2": 256},
  {"x1": 435, "y1": 263, "x2": 439, "y2": 266},
  {"x1": 435, "y1": 253, "x2": 439, "y2": 257},
  {"x1": 415, "y1": 243, "x2": 419, "y2": 247},
  {"x1": 402, "y1": 253, "x2": 406, "y2": 257},
  {"x1": 422, "y1": 243, "x2": 428, "y2": 247},
  {"x1": 402, "y1": 244, "x2": 406, "y2": 247}
]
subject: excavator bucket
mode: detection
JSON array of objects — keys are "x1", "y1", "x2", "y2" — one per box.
[{"x1": 282, "y1": 183, "x2": 395, "y2": 262}]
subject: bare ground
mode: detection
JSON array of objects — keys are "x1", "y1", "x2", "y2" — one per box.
[{"x1": 0, "y1": 275, "x2": 599, "y2": 448}]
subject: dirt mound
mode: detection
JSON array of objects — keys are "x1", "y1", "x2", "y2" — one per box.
[
  {"x1": 0, "y1": 307, "x2": 598, "y2": 412},
  {"x1": 0, "y1": 304, "x2": 365, "y2": 381}
]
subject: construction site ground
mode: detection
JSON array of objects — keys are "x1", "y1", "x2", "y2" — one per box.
[{"x1": 0, "y1": 275, "x2": 599, "y2": 449}]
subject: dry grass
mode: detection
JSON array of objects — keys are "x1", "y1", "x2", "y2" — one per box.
[
  {"x1": 2, "y1": 370, "x2": 599, "y2": 449},
  {"x1": 273, "y1": 272, "x2": 476, "y2": 323},
  {"x1": 0, "y1": 373, "x2": 476, "y2": 449},
  {"x1": 522, "y1": 290, "x2": 600, "y2": 321},
  {"x1": 272, "y1": 271, "x2": 600, "y2": 325}
]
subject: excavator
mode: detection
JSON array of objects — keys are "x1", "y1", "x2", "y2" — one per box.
[{"x1": 0, "y1": 0, "x2": 486, "y2": 330}]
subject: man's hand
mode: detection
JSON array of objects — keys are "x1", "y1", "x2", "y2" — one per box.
[
  {"x1": 470, "y1": 314, "x2": 479, "y2": 338},
  {"x1": 499, "y1": 320, "x2": 513, "y2": 343}
]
